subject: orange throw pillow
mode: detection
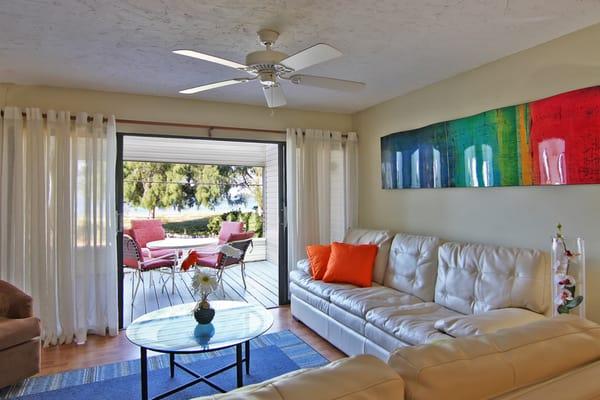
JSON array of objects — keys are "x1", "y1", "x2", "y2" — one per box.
[
  {"x1": 322, "y1": 242, "x2": 378, "y2": 287},
  {"x1": 306, "y1": 244, "x2": 331, "y2": 280}
]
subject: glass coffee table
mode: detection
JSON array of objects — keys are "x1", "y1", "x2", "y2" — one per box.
[{"x1": 126, "y1": 301, "x2": 273, "y2": 400}]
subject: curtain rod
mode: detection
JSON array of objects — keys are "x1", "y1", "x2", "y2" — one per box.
[
  {"x1": 0, "y1": 110, "x2": 286, "y2": 134},
  {"x1": 0, "y1": 111, "x2": 350, "y2": 137}
]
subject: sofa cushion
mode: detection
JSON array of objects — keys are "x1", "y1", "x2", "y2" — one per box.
[
  {"x1": 323, "y1": 243, "x2": 379, "y2": 287},
  {"x1": 434, "y1": 308, "x2": 546, "y2": 337},
  {"x1": 192, "y1": 355, "x2": 405, "y2": 400},
  {"x1": 0, "y1": 317, "x2": 41, "y2": 351},
  {"x1": 290, "y1": 283, "x2": 333, "y2": 314},
  {"x1": 494, "y1": 360, "x2": 600, "y2": 400},
  {"x1": 330, "y1": 286, "x2": 422, "y2": 318},
  {"x1": 435, "y1": 242, "x2": 549, "y2": 315},
  {"x1": 388, "y1": 316, "x2": 600, "y2": 400},
  {"x1": 329, "y1": 304, "x2": 369, "y2": 335},
  {"x1": 364, "y1": 323, "x2": 412, "y2": 353},
  {"x1": 366, "y1": 303, "x2": 458, "y2": 345},
  {"x1": 343, "y1": 228, "x2": 393, "y2": 285},
  {"x1": 306, "y1": 244, "x2": 331, "y2": 280},
  {"x1": 289, "y1": 269, "x2": 355, "y2": 301},
  {"x1": 383, "y1": 233, "x2": 441, "y2": 301}
]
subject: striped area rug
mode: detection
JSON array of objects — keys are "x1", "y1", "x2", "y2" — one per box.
[{"x1": 1, "y1": 330, "x2": 328, "y2": 399}]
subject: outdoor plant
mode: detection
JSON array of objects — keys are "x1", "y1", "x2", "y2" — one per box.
[{"x1": 554, "y1": 223, "x2": 584, "y2": 314}]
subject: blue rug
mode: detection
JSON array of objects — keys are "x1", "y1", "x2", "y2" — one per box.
[{"x1": 1, "y1": 330, "x2": 328, "y2": 399}]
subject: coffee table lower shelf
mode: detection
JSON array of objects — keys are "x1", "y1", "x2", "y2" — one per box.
[{"x1": 140, "y1": 340, "x2": 251, "y2": 400}]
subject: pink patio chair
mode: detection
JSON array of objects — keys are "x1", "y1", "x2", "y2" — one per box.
[
  {"x1": 122, "y1": 234, "x2": 178, "y2": 310},
  {"x1": 196, "y1": 232, "x2": 255, "y2": 290},
  {"x1": 129, "y1": 219, "x2": 176, "y2": 259}
]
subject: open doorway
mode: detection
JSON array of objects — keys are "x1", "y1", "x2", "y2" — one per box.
[{"x1": 116, "y1": 134, "x2": 287, "y2": 327}]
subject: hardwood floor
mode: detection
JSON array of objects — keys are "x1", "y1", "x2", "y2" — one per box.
[
  {"x1": 123, "y1": 260, "x2": 279, "y2": 327},
  {"x1": 39, "y1": 306, "x2": 345, "y2": 376}
]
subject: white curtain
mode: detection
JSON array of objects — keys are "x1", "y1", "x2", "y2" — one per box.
[
  {"x1": 0, "y1": 107, "x2": 118, "y2": 346},
  {"x1": 286, "y1": 128, "x2": 359, "y2": 269}
]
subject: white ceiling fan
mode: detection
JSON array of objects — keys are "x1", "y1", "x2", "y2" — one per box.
[{"x1": 173, "y1": 29, "x2": 365, "y2": 108}]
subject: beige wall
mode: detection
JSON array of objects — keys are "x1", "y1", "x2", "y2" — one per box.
[
  {"x1": 0, "y1": 83, "x2": 352, "y2": 139},
  {"x1": 353, "y1": 23, "x2": 600, "y2": 322}
]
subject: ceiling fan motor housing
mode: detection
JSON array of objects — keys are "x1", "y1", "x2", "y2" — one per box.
[{"x1": 245, "y1": 44, "x2": 294, "y2": 86}]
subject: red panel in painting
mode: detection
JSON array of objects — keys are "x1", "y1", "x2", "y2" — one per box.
[{"x1": 530, "y1": 87, "x2": 600, "y2": 185}]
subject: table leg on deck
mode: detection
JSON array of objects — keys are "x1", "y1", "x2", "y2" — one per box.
[
  {"x1": 170, "y1": 353, "x2": 175, "y2": 378},
  {"x1": 236, "y1": 343, "x2": 243, "y2": 388},
  {"x1": 245, "y1": 340, "x2": 250, "y2": 374},
  {"x1": 141, "y1": 347, "x2": 148, "y2": 400}
]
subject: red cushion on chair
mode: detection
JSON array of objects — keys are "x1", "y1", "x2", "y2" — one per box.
[
  {"x1": 141, "y1": 257, "x2": 176, "y2": 271},
  {"x1": 196, "y1": 254, "x2": 220, "y2": 268},
  {"x1": 227, "y1": 232, "x2": 255, "y2": 242},
  {"x1": 218, "y1": 221, "x2": 244, "y2": 244},
  {"x1": 132, "y1": 227, "x2": 165, "y2": 248},
  {"x1": 146, "y1": 248, "x2": 178, "y2": 259}
]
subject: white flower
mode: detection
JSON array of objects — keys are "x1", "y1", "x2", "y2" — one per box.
[
  {"x1": 191, "y1": 268, "x2": 219, "y2": 296},
  {"x1": 554, "y1": 288, "x2": 573, "y2": 305},
  {"x1": 555, "y1": 274, "x2": 576, "y2": 287}
]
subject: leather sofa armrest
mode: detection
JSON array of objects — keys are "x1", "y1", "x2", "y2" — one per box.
[
  {"x1": 0, "y1": 280, "x2": 33, "y2": 319},
  {"x1": 434, "y1": 308, "x2": 545, "y2": 337},
  {"x1": 297, "y1": 259, "x2": 311, "y2": 275},
  {"x1": 193, "y1": 355, "x2": 405, "y2": 400}
]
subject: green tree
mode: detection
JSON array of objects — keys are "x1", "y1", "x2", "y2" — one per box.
[
  {"x1": 123, "y1": 161, "x2": 263, "y2": 217},
  {"x1": 124, "y1": 162, "x2": 188, "y2": 218}
]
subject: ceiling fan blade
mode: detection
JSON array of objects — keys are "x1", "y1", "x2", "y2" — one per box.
[
  {"x1": 173, "y1": 49, "x2": 247, "y2": 70},
  {"x1": 281, "y1": 44, "x2": 342, "y2": 72},
  {"x1": 289, "y1": 75, "x2": 365, "y2": 92},
  {"x1": 179, "y1": 78, "x2": 248, "y2": 94},
  {"x1": 263, "y1": 84, "x2": 286, "y2": 108}
]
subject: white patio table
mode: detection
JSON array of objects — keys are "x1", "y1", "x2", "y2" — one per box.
[{"x1": 146, "y1": 237, "x2": 218, "y2": 250}]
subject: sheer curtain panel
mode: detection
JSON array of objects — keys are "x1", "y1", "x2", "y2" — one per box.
[
  {"x1": 286, "y1": 128, "x2": 359, "y2": 269},
  {"x1": 0, "y1": 107, "x2": 118, "y2": 346}
]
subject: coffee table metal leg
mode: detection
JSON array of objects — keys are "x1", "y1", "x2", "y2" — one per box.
[
  {"x1": 245, "y1": 340, "x2": 250, "y2": 374},
  {"x1": 170, "y1": 353, "x2": 175, "y2": 378},
  {"x1": 141, "y1": 347, "x2": 148, "y2": 400},
  {"x1": 236, "y1": 343, "x2": 243, "y2": 388}
]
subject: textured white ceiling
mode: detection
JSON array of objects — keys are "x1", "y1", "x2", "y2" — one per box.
[{"x1": 1, "y1": 1, "x2": 599, "y2": 113}]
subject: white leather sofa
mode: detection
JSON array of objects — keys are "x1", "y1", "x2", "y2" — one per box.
[
  {"x1": 193, "y1": 316, "x2": 600, "y2": 400},
  {"x1": 290, "y1": 228, "x2": 550, "y2": 360}
]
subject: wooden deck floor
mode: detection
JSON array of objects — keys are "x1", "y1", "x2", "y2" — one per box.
[{"x1": 123, "y1": 261, "x2": 279, "y2": 327}]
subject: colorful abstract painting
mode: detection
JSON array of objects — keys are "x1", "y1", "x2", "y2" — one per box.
[{"x1": 381, "y1": 86, "x2": 600, "y2": 189}]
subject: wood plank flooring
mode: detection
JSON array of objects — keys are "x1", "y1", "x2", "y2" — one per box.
[
  {"x1": 123, "y1": 260, "x2": 279, "y2": 327},
  {"x1": 39, "y1": 306, "x2": 345, "y2": 376}
]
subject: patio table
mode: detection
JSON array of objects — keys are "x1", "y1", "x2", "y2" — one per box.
[
  {"x1": 146, "y1": 237, "x2": 218, "y2": 250},
  {"x1": 146, "y1": 237, "x2": 220, "y2": 294}
]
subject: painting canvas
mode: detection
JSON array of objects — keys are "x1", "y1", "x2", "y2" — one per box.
[{"x1": 381, "y1": 86, "x2": 600, "y2": 189}]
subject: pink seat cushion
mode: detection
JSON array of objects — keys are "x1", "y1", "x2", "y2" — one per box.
[
  {"x1": 123, "y1": 255, "x2": 139, "y2": 269},
  {"x1": 141, "y1": 257, "x2": 175, "y2": 271},
  {"x1": 227, "y1": 231, "x2": 255, "y2": 242},
  {"x1": 196, "y1": 254, "x2": 220, "y2": 268},
  {"x1": 218, "y1": 221, "x2": 244, "y2": 244},
  {"x1": 142, "y1": 248, "x2": 179, "y2": 259}
]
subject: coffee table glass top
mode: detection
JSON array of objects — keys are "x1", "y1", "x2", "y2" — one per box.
[{"x1": 126, "y1": 301, "x2": 273, "y2": 353}]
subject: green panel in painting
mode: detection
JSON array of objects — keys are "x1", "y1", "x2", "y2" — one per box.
[{"x1": 446, "y1": 106, "x2": 520, "y2": 187}]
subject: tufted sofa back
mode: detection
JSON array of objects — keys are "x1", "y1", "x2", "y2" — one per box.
[
  {"x1": 344, "y1": 228, "x2": 393, "y2": 284},
  {"x1": 383, "y1": 234, "x2": 442, "y2": 301},
  {"x1": 434, "y1": 242, "x2": 549, "y2": 315}
]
